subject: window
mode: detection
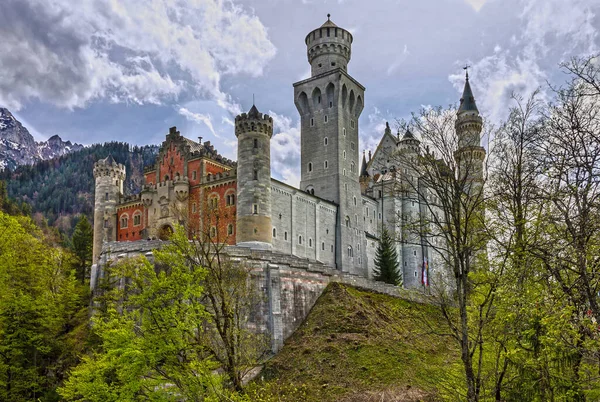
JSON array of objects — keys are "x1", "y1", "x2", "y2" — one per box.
[
  {"x1": 379, "y1": 213, "x2": 382, "y2": 219},
  {"x1": 358, "y1": 243, "x2": 361, "y2": 251},
  {"x1": 133, "y1": 213, "x2": 141, "y2": 226},
  {"x1": 228, "y1": 224, "x2": 234, "y2": 236},
  {"x1": 331, "y1": 245, "x2": 334, "y2": 252},
  {"x1": 343, "y1": 151, "x2": 346, "y2": 160},
  {"x1": 254, "y1": 138, "x2": 258, "y2": 148},
  {"x1": 104, "y1": 219, "x2": 109, "y2": 228},
  {"x1": 273, "y1": 228, "x2": 277, "y2": 238},
  {"x1": 353, "y1": 196, "x2": 357, "y2": 206},
  {"x1": 343, "y1": 128, "x2": 346, "y2": 136},
  {"x1": 192, "y1": 203, "x2": 197, "y2": 213},
  {"x1": 351, "y1": 120, "x2": 355, "y2": 128},
  {"x1": 310, "y1": 118, "x2": 314, "y2": 126},
  {"x1": 284, "y1": 231, "x2": 288, "y2": 241},
  {"x1": 318, "y1": 95, "x2": 321, "y2": 104},
  {"x1": 309, "y1": 238, "x2": 313, "y2": 247},
  {"x1": 308, "y1": 162, "x2": 313, "y2": 172},
  {"x1": 351, "y1": 142, "x2": 355, "y2": 151},
  {"x1": 321, "y1": 242, "x2": 325, "y2": 250},
  {"x1": 120, "y1": 216, "x2": 128, "y2": 228},
  {"x1": 329, "y1": 101, "x2": 333, "y2": 107},
  {"x1": 192, "y1": 170, "x2": 197, "y2": 180},
  {"x1": 343, "y1": 169, "x2": 346, "y2": 176},
  {"x1": 350, "y1": 162, "x2": 355, "y2": 173},
  {"x1": 324, "y1": 137, "x2": 328, "y2": 146},
  {"x1": 298, "y1": 235, "x2": 302, "y2": 245},
  {"x1": 105, "y1": 192, "x2": 109, "y2": 201},
  {"x1": 252, "y1": 204, "x2": 258, "y2": 214},
  {"x1": 324, "y1": 115, "x2": 328, "y2": 123},
  {"x1": 345, "y1": 216, "x2": 350, "y2": 227},
  {"x1": 413, "y1": 250, "x2": 417, "y2": 256},
  {"x1": 414, "y1": 271, "x2": 417, "y2": 277},
  {"x1": 210, "y1": 226, "x2": 217, "y2": 238},
  {"x1": 324, "y1": 160, "x2": 328, "y2": 169},
  {"x1": 226, "y1": 194, "x2": 235, "y2": 206},
  {"x1": 347, "y1": 246, "x2": 353, "y2": 257},
  {"x1": 209, "y1": 196, "x2": 218, "y2": 208},
  {"x1": 253, "y1": 169, "x2": 258, "y2": 180}
]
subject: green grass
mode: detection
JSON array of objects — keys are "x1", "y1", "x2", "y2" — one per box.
[{"x1": 248, "y1": 282, "x2": 459, "y2": 401}]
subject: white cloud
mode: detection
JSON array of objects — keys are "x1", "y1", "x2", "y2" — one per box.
[
  {"x1": 386, "y1": 44, "x2": 410, "y2": 76},
  {"x1": 178, "y1": 107, "x2": 218, "y2": 137},
  {"x1": 450, "y1": 0, "x2": 600, "y2": 123},
  {"x1": 0, "y1": 0, "x2": 276, "y2": 112},
  {"x1": 268, "y1": 110, "x2": 301, "y2": 187},
  {"x1": 464, "y1": 0, "x2": 487, "y2": 12}
]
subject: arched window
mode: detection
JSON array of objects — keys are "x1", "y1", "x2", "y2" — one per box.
[
  {"x1": 347, "y1": 246, "x2": 353, "y2": 258},
  {"x1": 324, "y1": 137, "x2": 328, "y2": 146},
  {"x1": 353, "y1": 196, "x2": 357, "y2": 206},
  {"x1": 284, "y1": 231, "x2": 288, "y2": 241},
  {"x1": 227, "y1": 224, "x2": 234, "y2": 236},
  {"x1": 345, "y1": 216, "x2": 350, "y2": 228},
  {"x1": 298, "y1": 235, "x2": 303, "y2": 245},
  {"x1": 133, "y1": 211, "x2": 142, "y2": 226},
  {"x1": 308, "y1": 162, "x2": 313, "y2": 172},
  {"x1": 321, "y1": 242, "x2": 325, "y2": 250},
  {"x1": 350, "y1": 162, "x2": 355, "y2": 173},
  {"x1": 272, "y1": 227, "x2": 277, "y2": 238},
  {"x1": 309, "y1": 238, "x2": 313, "y2": 247},
  {"x1": 324, "y1": 160, "x2": 328, "y2": 169},
  {"x1": 343, "y1": 151, "x2": 346, "y2": 160},
  {"x1": 226, "y1": 193, "x2": 236, "y2": 206},
  {"x1": 210, "y1": 226, "x2": 217, "y2": 238},
  {"x1": 120, "y1": 215, "x2": 128, "y2": 229}
]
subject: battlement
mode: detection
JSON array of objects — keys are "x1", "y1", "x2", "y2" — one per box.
[
  {"x1": 93, "y1": 156, "x2": 126, "y2": 179},
  {"x1": 235, "y1": 106, "x2": 273, "y2": 138},
  {"x1": 201, "y1": 169, "x2": 237, "y2": 184},
  {"x1": 304, "y1": 16, "x2": 352, "y2": 76}
]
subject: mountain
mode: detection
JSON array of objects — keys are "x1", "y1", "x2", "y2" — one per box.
[
  {"x1": 3, "y1": 142, "x2": 158, "y2": 235},
  {"x1": 0, "y1": 108, "x2": 84, "y2": 171}
]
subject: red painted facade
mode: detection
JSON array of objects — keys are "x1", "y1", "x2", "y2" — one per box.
[{"x1": 117, "y1": 203, "x2": 144, "y2": 241}]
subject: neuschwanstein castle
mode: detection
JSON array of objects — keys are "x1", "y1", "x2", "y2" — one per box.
[{"x1": 91, "y1": 16, "x2": 484, "y2": 291}]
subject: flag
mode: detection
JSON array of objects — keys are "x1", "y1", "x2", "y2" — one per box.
[{"x1": 422, "y1": 256, "x2": 429, "y2": 287}]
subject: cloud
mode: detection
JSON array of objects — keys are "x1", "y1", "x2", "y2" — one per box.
[
  {"x1": 464, "y1": 0, "x2": 487, "y2": 12},
  {"x1": 178, "y1": 107, "x2": 218, "y2": 137},
  {"x1": 268, "y1": 111, "x2": 301, "y2": 187},
  {"x1": 450, "y1": 0, "x2": 600, "y2": 123},
  {"x1": 386, "y1": 44, "x2": 410, "y2": 76},
  {"x1": 0, "y1": 0, "x2": 276, "y2": 112}
]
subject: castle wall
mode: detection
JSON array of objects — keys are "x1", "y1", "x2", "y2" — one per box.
[
  {"x1": 94, "y1": 240, "x2": 427, "y2": 353},
  {"x1": 116, "y1": 202, "x2": 145, "y2": 241},
  {"x1": 271, "y1": 180, "x2": 337, "y2": 267}
]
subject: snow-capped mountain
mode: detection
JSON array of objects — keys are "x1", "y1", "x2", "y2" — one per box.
[{"x1": 0, "y1": 108, "x2": 83, "y2": 170}]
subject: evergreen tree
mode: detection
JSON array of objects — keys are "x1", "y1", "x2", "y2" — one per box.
[
  {"x1": 373, "y1": 228, "x2": 401, "y2": 285},
  {"x1": 71, "y1": 215, "x2": 93, "y2": 283}
]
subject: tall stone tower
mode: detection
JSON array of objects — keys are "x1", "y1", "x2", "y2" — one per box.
[
  {"x1": 294, "y1": 15, "x2": 366, "y2": 275},
  {"x1": 235, "y1": 105, "x2": 274, "y2": 249},
  {"x1": 92, "y1": 155, "x2": 125, "y2": 263},
  {"x1": 454, "y1": 71, "x2": 485, "y2": 193}
]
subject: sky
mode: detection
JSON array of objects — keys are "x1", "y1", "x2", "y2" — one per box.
[{"x1": 0, "y1": 0, "x2": 598, "y2": 186}]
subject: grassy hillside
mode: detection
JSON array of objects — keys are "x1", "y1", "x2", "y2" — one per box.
[{"x1": 248, "y1": 282, "x2": 460, "y2": 402}]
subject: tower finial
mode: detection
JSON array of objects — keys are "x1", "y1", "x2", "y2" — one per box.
[
  {"x1": 463, "y1": 64, "x2": 470, "y2": 80},
  {"x1": 253, "y1": 93, "x2": 255, "y2": 106},
  {"x1": 327, "y1": 13, "x2": 331, "y2": 20}
]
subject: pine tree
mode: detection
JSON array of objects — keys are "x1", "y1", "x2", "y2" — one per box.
[
  {"x1": 71, "y1": 215, "x2": 93, "y2": 283},
  {"x1": 373, "y1": 228, "x2": 401, "y2": 285}
]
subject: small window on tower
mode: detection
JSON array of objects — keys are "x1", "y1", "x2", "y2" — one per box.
[
  {"x1": 351, "y1": 120, "x2": 355, "y2": 128},
  {"x1": 285, "y1": 231, "x2": 288, "y2": 241},
  {"x1": 253, "y1": 204, "x2": 258, "y2": 214},
  {"x1": 324, "y1": 160, "x2": 328, "y2": 169},
  {"x1": 322, "y1": 242, "x2": 325, "y2": 250},
  {"x1": 329, "y1": 101, "x2": 333, "y2": 108},
  {"x1": 192, "y1": 170, "x2": 197, "y2": 180},
  {"x1": 228, "y1": 224, "x2": 234, "y2": 236},
  {"x1": 298, "y1": 235, "x2": 302, "y2": 245},
  {"x1": 253, "y1": 170, "x2": 258, "y2": 180},
  {"x1": 324, "y1": 137, "x2": 328, "y2": 146},
  {"x1": 273, "y1": 228, "x2": 277, "y2": 238},
  {"x1": 331, "y1": 62, "x2": 336, "y2": 67},
  {"x1": 317, "y1": 95, "x2": 321, "y2": 104},
  {"x1": 254, "y1": 138, "x2": 258, "y2": 148},
  {"x1": 324, "y1": 115, "x2": 328, "y2": 123},
  {"x1": 310, "y1": 118, "x2": 314, "y2": 127},
  {"x1": 104, "y1": 219, "x2": 109, "y2": 228},
  {"x1": 343, "y1": 128, "x2": 346, "y2": 136},
  {"x1": 343, "y1": 151, "x2": 346, "y2": 160},
  {"x1": 105, "y1": 192, "x2": 109, "y2": 201},
  {"x1": 351, "y1": 142, "x2": 355, "y2": 150},
  {"x1": 308, "y1": 162, "x2": 313, "y2": 172}
]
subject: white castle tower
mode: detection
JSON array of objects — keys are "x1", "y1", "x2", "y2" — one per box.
[
  {"x1": 92, "y1": 155, "x2": 125, "y2": 263},
  {"x1": 293, "y1": 15, "x2": 367, "y2": 275}
]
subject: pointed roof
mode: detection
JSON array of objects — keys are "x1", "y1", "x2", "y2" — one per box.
[
  {"x1": 360, "y1": 151, "x2": 369, "y2": 177},
  {"x1": 248, "y1": 104, "x2": 260, "y2": 118},
  {"x1": 103, "y1": 154, "x2": 116, "y2": 165},
  {"x1": 458, "y1": 75, "x2": 479, "y2": 115},
  {"x1": 402, "y1": 128, "x2": 415, "y2": 140},
  {"x1": 321, "y1": 13, "x2": 337, "y2": 28}
]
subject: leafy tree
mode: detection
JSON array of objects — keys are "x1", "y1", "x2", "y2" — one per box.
[
  {"x1": 373, "y1": 228, "x2": 401, "y2": 285},
  {"x1": 71, "y1": 215, "x2": 93, "y2": 283},
  {"x1": 0, "y1": 211, "x2": 88, "y2": 401}
]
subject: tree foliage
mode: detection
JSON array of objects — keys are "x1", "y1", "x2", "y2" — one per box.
[
  {"x1": 373, "y1": 228, "x2": 401, "y2": 285},
  {"x1": 71, "y1": 215, "x2": 93, "y2": 283}
]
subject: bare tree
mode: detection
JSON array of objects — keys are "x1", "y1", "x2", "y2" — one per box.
[{"x1": 389, "y1": 105, "x2": 492, "y2": 401}]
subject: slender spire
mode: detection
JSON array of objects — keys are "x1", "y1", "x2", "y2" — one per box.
[
  {"x1": 360, "y1": 151, "x2": 369, "y2": 177},
  {"x1": 384, "y1": 121, "x2": 392, "y2": 136},
  {"x1": 458, "y1": 67, "x2": 479, "y2": 115}
]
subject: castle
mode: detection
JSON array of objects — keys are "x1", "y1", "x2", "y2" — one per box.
[{"x1": 91, "y1": 16, "x2": 484, "y2": 291}]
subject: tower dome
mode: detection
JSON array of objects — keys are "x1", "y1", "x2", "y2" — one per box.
[{"x1": 305, "y1": 14, "x2": 353, "y2": 76}]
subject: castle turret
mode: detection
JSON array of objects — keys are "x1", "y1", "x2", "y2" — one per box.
[
  {"x1": 305, "y1": 14, "x2": 353, "y2": 76},
  {"x1": 92, "y1": 155, "x2": 126, "y2": 263},
  {"x1": 235, "y1": 105, "x2": 274, "y2": 249},
  {"x1": 454, "y1": 71, "x2": 485, "y2": 193}
]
